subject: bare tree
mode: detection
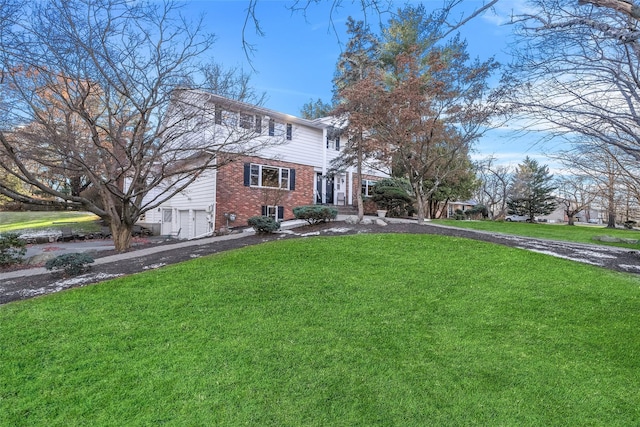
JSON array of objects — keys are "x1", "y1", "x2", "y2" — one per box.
[
  {"x1": 552, "y1": 143, "x2": 627, "y2": 227},
  {"x1": 0, "y1": 0, "x2": 278, "y2": 251},
  {"x1": 555, "y1": 175, "x2": 598, "y2": 225},
  {"x1": 474, "y1": 157, "x2": 512, "y2": 219},
  {"x1": 578, "y1": 0, "x2": 640, "y2": 21},
  {"x1": 503, "y1": 1, "x2": 640, "y2": 162}
]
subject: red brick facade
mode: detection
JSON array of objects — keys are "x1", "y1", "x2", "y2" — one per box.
[
  {"x1": 215, "y1": 155, "x2": 315, "y2": 230},
  {"x1": 348, "y1": 172, "x2": 382, "y2": 214}
]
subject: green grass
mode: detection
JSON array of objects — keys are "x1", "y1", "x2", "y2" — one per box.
[
  {"x1": 435, "y1": 218, "x2": 640, "y2": 249},
  {"x1": 1, "y1": 234, "x2": 640, "y2": 425},
  {"x1": 0, "y1": 211, "x2": 101, "y2": 234}
]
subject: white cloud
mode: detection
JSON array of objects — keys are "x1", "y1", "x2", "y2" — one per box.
[{"x1": 481, "y1": 0, "x2": 538, "y2": 26}]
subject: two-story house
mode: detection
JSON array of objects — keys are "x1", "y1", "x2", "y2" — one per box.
[{"x1": 139, "y1": 91, "x2": 386, "y2": 239}]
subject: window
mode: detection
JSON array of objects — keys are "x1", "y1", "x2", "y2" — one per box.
[
  {"x1": 286, "y1": 123, "x2": 292, "y2": 140},
  {"x1": 214, "y1": 108, "x2": 222, "y2": 125},
  {"x1": 361, "y1": 180, "x2": 377, "y2": 197},
  {"x1": 247, "y1": 163, "x2": 294, "y2": 189},
  {"x1": 326, "y1": 136, "x2": 340, "y2": 150},
  {"x1": 240, "y1": 113, "x2": 253, "y2": 129},
  {"x1": 255, "y1": 115, "x2": 262, "y2": 134},
  {"x1": 262, "y1": 205, "x2": 284, "y2": 220},
  {"x1": 326, "y1": 127, "x2": 340, "y2": 150},
  {"x1": 268, "y1": 119, "x2": 275, "y2": 136},
  {"x1": 222, "y1": 110, "x2": 237, "y2": 126}
]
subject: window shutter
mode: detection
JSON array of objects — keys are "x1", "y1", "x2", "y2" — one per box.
[
  {"x1": 289, "y1": 168, "x2": 296, "y2": 190},
  {"x1": 278, "y1": 206, "x2": 284, "y2": 220},
  {"x1": 261, "y1": 205, "x2": 267, "y2": 216},
  {"x1": 243, "y1": 163, "x2": 251, "y2": 186},
  {"x1": 335, "y1": 137, "x2": 340, "y2": 150}
]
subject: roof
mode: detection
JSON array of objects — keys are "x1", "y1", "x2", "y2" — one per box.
[{"x1": 174, "y1": 88, "x2": 336, "y2": 130}]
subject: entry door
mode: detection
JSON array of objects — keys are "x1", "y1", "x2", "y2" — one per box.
[
  {"x1": 161, "y1": 209, "x2": 173, "y2": 235},
  {"x1": 326, "y1": 176, "x2": 335, "y2": 204},
  {"x1": 316, "y1": 173, "x2": 323, "y2": 204}
]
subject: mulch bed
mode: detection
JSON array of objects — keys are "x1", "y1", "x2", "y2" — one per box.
[{"x1": 2, "y1": 220, "x2": 639, "y2": 305}]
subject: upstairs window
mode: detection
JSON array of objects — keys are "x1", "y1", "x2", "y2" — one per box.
[
  {"x1": 240, "y1": 113, "x2": 253, "y2": 129},
  {"x1": 286, "y1": 123, "x2": 292, "y2": 140},
  {"x1": 326, "y1": 127, "x2": 341, "y2": 150},
  {"x1": 326, "y1": 136, "x2": 340, "y2": 150}
]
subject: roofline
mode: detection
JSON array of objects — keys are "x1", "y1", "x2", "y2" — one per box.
[{"x1": 175, "y1": 88, "x2": 336, "y2": 130}]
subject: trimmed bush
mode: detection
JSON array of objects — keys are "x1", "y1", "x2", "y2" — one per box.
[
  {"x1": 0, "y1": 232, "x2": 26, "y2": 267},
  {"x1": 292, "y1": 205, "x2": 338, "y2": 225},
  {"x1": 247, "y1": 216, "x2": 281, "y2": 233},
  {"x1": 45, "y1": 253, "x2": 95, "y2": 276},
  {"x1": 369, "y1": 178, "x2": 414, "y2": 217}
]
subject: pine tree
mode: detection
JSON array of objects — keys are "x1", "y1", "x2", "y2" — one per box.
[{"x1": 507, "y1": 157, "x2": 557, "y2": 221}]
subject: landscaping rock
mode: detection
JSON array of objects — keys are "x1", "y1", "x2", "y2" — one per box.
[
  {"x1": 27, "y1": 252, "x2": 58, "y2": 266},
  {"x1": 345, "y1": 216, "x2": 359, "y2": 224},
  {"x1": 375, "y1": 219, "x2": 388, "y2": 226}
]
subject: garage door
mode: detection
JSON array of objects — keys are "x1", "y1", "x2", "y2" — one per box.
[{"x1": 194, "y1": 210, "x2": 209, "y2": 237}]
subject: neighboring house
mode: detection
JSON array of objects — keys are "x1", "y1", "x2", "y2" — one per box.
[
  {"x1": 537, "y1": 204, "x2": 566, "y2": 223},
  {"x1": 140, "y1": 92, "x2": 386, "y2": 239},
  {"x1": 445, "y1": 200, "x2": 477, "y2": 218}
]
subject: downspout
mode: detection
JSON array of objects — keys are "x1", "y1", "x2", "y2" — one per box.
[
  {"x1": 348, "y1": 170, "x2": 353, "y2": 206},
  {"x1": 322, "y1": 127, "x2": 328, "y2": 204}
]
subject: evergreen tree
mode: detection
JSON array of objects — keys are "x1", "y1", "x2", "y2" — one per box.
[
  {"x1": 507, "y1": 157, "x2": 557, "y2": 221},
  {"x1": 300, "y1": 98, "x2": 332, "y2": 119}
]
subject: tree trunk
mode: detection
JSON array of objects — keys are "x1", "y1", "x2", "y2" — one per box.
[
  {"x1": 112, "y1": 223, "x2": 133, "y2": 252},
  {"x1": 567, "y1": 214, "x2": 575, "y2": 225},
  {"x1": 413, "y1": 182, "x2": 426, "y2": 224},
  {"x1": 356, "y1": 136, "x2": 364, "y2": 222},
  {"x1": 607, "y1": 192, "x2": 616, "y2": 228}
]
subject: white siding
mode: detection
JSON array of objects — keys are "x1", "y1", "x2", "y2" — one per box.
[
  {"x1": 258, "y1": 125, "x2": 325, "y2": 167},
  {"x1": 155, "y1": 169, "x2": 217, "y2": 238}
]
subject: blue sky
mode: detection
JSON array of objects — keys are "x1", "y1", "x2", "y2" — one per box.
[{"x1": 185, "y1": 0, "x2": 553, "y2": 169}]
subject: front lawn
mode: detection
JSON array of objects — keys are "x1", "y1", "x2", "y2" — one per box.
[
  {"x1": 435, "y1": 218, "x2": 640, "y2": 249},
  {"x1": 0, "y1": 211, "x2": 101, "y2": 234},
  {"x1": 1, "y1": 234, "x2": 639, "y2": 425}
]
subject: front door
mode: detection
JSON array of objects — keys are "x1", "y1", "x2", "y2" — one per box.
[
  {"x1": 316, "y1": 173, "x2": 323, "y2": 204},
  {"x1": 326, "y1": 176, "x2": 334, "y2": 204}
]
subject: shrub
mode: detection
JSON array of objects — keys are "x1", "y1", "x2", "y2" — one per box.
[
  {"x1": 369, "y1": 178, "x2": 414, "y2": 217},
  {"x1": 45, "y1": 253, "x2": 95, "y2": 276},
  {"x1": 292, "y1": 205, "x2": 338, "y2": 225},
  {"x1": 465, "y1": 204, "x2": 489, "y2": 220},
  {"x1": 0, "y1": 232, "x2": 27, "y2": 267},
  {"x1": 247, "y1": 216, "x2": 281, "y2": 233}
]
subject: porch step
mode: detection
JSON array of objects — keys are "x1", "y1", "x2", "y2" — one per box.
[{"x1": 333, "y1": 205, "x2": 357, "y2": 216}]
